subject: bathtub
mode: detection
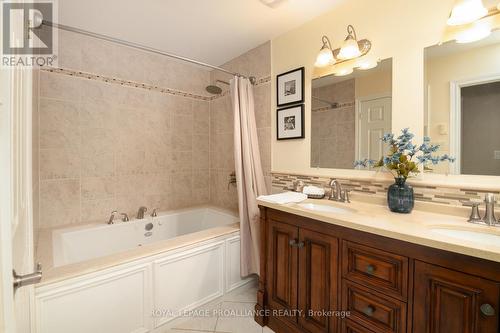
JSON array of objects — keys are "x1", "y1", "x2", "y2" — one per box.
[{"x1": 35, "y1": 206, "x2": 251, "y2": 333}]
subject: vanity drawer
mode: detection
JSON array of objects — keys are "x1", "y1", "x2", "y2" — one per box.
[
  {"x1": 342, "y1": 241, "x2": 408, "y2": 300},
  {"x1": 342, "y1": 280, "x2": 406, "y2": 333},
  {"x1": 341, "y1": 319, "x2": 376, "y2": 333}
]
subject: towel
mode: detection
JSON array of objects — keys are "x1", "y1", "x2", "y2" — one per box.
[{"x1": 257, "y1": 191, "x2": 308, "y2": 204}]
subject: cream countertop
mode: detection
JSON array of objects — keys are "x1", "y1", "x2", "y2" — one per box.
[
  {"x1": 36, "y1": 205, "x2": 239, "y2": 287},
  {"x1": 257, "y1": 197, "x2": 500, "y2": 263}
]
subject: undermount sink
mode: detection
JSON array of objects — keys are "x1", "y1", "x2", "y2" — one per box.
[
  {"x1": 430, "y1": 227, "x2": 500, "y2": 247},
  {"x1": 297, "y1": 203, "x2": 355, "y2": 214}
]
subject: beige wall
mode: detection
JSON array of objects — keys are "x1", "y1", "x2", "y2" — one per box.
[
  {"x1": 271, "y1": 0, "x2": 456, "y2": 178},
  {"x1": 355, "y1": 69, "x2": 392, "y2": 99},
  {"x1": 209, "y1": 42, "x2": 272, "y2": 211}
]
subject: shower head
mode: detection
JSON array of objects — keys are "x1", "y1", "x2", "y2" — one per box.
[
  {"x1": 205, "y1": 80, "x2": 229, "y2": 95},
  {"x1": 206, "y1": 85, "x2": 223, "y2": 95}
]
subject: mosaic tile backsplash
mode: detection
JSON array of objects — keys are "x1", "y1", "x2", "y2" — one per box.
[{"x1": 272, "y1": 172, "x2": 500, "y2": 208}]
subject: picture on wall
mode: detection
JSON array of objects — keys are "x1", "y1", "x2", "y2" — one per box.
[
  {"x1": 277, "y1": 104, "x2": 304, "y2": 140},
  {"x1": 277, "y1": 67, "x2": 304, "y2": 107}
]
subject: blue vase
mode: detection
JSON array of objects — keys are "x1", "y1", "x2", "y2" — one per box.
[{"x1": 387, "y1": 177, "x2": 414, "y2": 213}]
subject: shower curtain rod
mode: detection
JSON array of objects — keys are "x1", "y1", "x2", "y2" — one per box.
[{"x1": 42, "y1": 21, "x2": 255, "y2": 82}]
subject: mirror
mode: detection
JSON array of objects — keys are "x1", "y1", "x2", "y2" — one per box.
[
  {"x1": 310, "y1": 58, "x2": 393, "y2": 169},
  {"x1": 424, "y1": 30, "x2": 500, "y2": 176}
]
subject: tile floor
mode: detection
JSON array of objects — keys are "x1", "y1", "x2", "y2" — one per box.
[{"x1": 158, "y1": 279, "x2": 275, "y2": 333}]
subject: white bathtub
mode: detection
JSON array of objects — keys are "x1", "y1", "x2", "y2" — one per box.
[
  {"x1": 52, "y1": 208, "x2": 238, "y2": 267},
  {"x1": 35, "y1": 207, "x2": 250, "y2": 333}
]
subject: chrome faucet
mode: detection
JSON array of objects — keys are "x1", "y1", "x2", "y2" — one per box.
[
  {"x1": 107, "y1": 210, "x2": 118, "y2": 224},
  {"x1": 483, "y1": 193, "x2": 497, "y2": 226},
  {"x1": 151, "y1": 208, "x2": 158, "y2": 217},
  {"x1": 329, "y1": 179, "x2": 351, "y2": 203},
  {"x1": 121, "y1": 213, "x2": 130, "y2": 222},
  {"x1": 136, "y1": 206, "x2": 148, "y2": 219}
]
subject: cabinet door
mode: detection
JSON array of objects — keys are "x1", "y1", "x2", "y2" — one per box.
[
  {"x1": 413, "y1": 261, "x2": 500, "y2": 333},
  {"x1": 298, "y1": 228, "x2": 339, "y2": 333},
  {"x1": 267, "y1": 219, "x2": 299, "y2": 323}
]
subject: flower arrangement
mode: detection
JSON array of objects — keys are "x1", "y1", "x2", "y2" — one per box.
[{"x1": 354, "y1": 128, "x2": 455, "y2": 180}]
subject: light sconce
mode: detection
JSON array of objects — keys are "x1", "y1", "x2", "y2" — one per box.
[
  {"x1": 455, "y1": 21, "x2": 492, "y2": 43},
  {"x1": 338, "y1": 25, "x2": 362, "y2": 60},
  {"x1": 315, "y1": 36, "x2": 335, "y2": 67},
  {"x1": 355, "y1": 57, "x2": 379, "y2": 70},
  {"x1": 447, "y1": 0, "x2": 488, "y2": 26},
  {"x1": 314, "y1": 25, "x2": 372, "y2": 68}
]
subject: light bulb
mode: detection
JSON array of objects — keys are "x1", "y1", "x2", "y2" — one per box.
[
  {"x1": 455, "y1": 22, "x2": 491, "y2": 43},
  {"x1": 315, "y1": 47, "x2": 335, "y2": 67},
  {"x1": 447, "y1": 0, "x2": 488, "y2": 26},
  {"x1": 338, "y1": 37, "x2": 361, "y2": 60}
]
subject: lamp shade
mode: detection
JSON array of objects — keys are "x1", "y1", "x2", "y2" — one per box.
[
  {"x1": 355, "y1": 57, "x2": 379, "y2": 70},
  {"x1": 447, "y1": 0, "x2": 487, "y2": 26},
  {"x1": 315, "y1": 47, "x2": 335, "y2": 67},
  {"x1": 455, "y1": 21, "x2": 491, "y2": 43},
  {"x1": 337, "y1": 37, "x2": 361, "y2": 60}
]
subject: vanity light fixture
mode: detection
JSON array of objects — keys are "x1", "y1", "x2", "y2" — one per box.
[
  {"x1": 338, "y1": 25, "x2": 362, "y2": 60},
  {"x1": 334, "y1": 67, "x2": 354, "y2": 76},
  {"x1": 447, "y1": 0, "x2": 488, "y2": 26},
  {"x1": 315, "y1": 35, "x2": 335, "y2": 67},
  {"x1": 455, "y1": 21, "x2": 492, "y2": 43},
  {"x1": 314, "y1": 25, "x2": 372, "y2": 68}
]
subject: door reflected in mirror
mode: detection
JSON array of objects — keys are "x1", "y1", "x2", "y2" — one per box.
[
  {"x1": 424, "y1": 30, "x2": 500, "y2": 176},
  {"x1": 310, "y1": 58, "x2": 392, "y2": 169}
]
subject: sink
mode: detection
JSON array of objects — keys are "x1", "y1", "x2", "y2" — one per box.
[
  {"x1": 297, "y1": 203, "x2": 355, "y2": 214},
  {"x1": 430, "y1": 227, "x2": 500, "y2": 247}
]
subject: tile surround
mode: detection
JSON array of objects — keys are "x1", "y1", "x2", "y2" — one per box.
[
  {"x1": 272, "y1": 172, "x2": 500, "y2": 207},
  {"x1": 36, "y1": 37, "x2": 272, "y2": 229}
]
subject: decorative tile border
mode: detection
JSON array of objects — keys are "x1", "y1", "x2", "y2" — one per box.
[
  {"x1": 41, "y1": 66, "x2": 271, "y2": 102},
  {"x1": 312, "y1": 101, "x2": 355, "y2": 113},
  {"x1": 272, "y1": 172, "x2": 500, "y2": 208}
]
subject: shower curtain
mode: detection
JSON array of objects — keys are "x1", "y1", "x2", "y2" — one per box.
[{"x1": 231, "y1": 76, "x2": 268, "y2": 277}]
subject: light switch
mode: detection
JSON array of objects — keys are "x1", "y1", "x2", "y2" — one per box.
[
  {"x1": 437, "y1": 123, "x2": 448, "y2": 135},
  {"x1": 494, "y1": 151, "x2": 500, "y2": 160}
]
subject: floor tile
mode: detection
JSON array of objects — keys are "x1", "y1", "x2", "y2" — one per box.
[{"x1": 215, "y1": 301, "x2": 263, "y2": 333}]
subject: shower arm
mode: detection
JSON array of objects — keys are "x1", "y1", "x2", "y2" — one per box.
[{"x1": 39, "y1": 20, "x2": 256, "y2": 84}]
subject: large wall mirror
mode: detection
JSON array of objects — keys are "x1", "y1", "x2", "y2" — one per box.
[
  {"x1": 424, "y1": 30, "x2": 500, "y2": 176},
  {"x1": 310, "y1": 58, "x2": 393, "y2": 169}
]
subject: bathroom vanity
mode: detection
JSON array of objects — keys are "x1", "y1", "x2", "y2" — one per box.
[{"x1": 254, "y1": 199, "x2": 500, "y2": 333}]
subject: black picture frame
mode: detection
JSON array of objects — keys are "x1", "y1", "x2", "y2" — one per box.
[
  {"x1": 276, "y1": 67, "x2": 305, "y2": 107},
  {"x1": 276, "y1": 104, "x2": 305, "y2": 140}
]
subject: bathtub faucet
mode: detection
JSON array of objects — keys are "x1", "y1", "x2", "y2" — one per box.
[
  {"x1": 107, "y1": 211, "x2": 118, "y2": 224},
  {"x1": 137, "y1": 206, "x2": 148, "y2": 219}
]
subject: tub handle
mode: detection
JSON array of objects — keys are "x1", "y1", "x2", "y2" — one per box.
[{"x1": 13, "y1": 263, "x2": 42, "y2": 293}]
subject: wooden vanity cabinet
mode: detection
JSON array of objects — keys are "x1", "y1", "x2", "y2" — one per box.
[{"x1": 256, "y1": 207, "x2": 500, "y2": 333}]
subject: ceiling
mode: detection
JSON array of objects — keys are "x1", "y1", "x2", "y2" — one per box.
[{"x1": 57, "y1": 0, "x2": 344, "y2": 66}]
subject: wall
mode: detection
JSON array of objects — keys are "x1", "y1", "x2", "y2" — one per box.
[
  {"x1": 271, "y1": 0, "x2": 456, "y2": 178},
  {"x1": 209, "y1": 42, "x2": 272, "y2": 211},
  {"x1": 36, "y1": 29, "x2": 212, "y2": 229}
]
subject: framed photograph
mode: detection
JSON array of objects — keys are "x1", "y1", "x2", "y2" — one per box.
[
  {"x1": 276, "y1": 67, "x2": 304, "y2": 107},
  {"x1": 277, "y1": 104, "x2": 304, "y2": 140}
]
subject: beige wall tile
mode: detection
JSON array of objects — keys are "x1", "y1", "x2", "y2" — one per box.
[
  {"x1": 40, "y1": 179, "x2": 80, "y2": 228},
  {"x1": 40, "y1": 148, "x2": 80, "y2": 180},
  {"x1": 39, "y1": 98, "x2": 80, "y2": 149}
]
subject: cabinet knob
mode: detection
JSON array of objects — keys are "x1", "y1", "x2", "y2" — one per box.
[
  {"x1": 289, "y1": 239, "x2": 304, "y2": 248},
  {"x1": 366, "y1": 264, "x2": 376, "y2": 275},
  {"x1": 480, "y1": 303, "x2": 496, "y2": 317},
  {"x1": 363, "y1": 305, "x2": 375, "y2": 316}
]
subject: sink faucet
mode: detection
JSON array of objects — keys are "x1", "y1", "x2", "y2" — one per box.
[
  {"x1": 136, "y1": 206, "x2": 148, "y2": 219},
  {"x1": 107, "y1": 210, "x2": 118, "y2": 224},
  {"x1": 329, "y1": 179, "x2": 351, "y2": 203},
  {"x1": 483, "y1": 193, "x2": 497, "y2": 226}
]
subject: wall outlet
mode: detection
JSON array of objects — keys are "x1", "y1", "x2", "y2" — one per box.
[{"x1": 494, "y1": 151, "x2": 500, "y2": 160}]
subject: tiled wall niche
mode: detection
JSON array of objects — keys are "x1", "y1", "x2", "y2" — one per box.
[
  {"x1": 272, "y1": 172, "x2": 500, "y2": 208},
  {"x1": 35, "y1": 28, "x2": 272, "y2": 229}
]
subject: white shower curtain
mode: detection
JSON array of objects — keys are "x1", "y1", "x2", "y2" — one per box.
[{"x1": 231, "y1": 76, "x2": 268, "y2": 277}]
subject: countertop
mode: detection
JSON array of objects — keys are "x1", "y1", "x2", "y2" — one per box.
[{"x1": 257, "y1": 197, "x2": 500, "y2": 263}]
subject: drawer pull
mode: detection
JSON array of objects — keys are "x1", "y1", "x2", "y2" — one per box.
[
  {"x1": 289, "y1": 239, "x2": 305, "y2": 248},
  {"x1": 366, "y1": 264, "x2": 376, "y2": 275},
  {"x1": 362, "y1": 305, "x2": 375, "y2": 316},
  {"x1": 480, "y1": 303, "x2": 495, "y2": 316}
]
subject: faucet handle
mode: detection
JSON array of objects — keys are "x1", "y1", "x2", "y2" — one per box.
[
  {"x1": 468, "y1": 202, "x2": 482, "y2": 223},
  {"x1": 107, "y1": 210, "x2": 118, "y2": 224},
  {"x1": 342, "y1": 189, "x2": 351, "y2": 203},
  {"x1": 120, "y1": 213, "x2": 130, "y2": 222},
  {"x1": 151, "y1": 208, "x2": 158, "y2": 217}
]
